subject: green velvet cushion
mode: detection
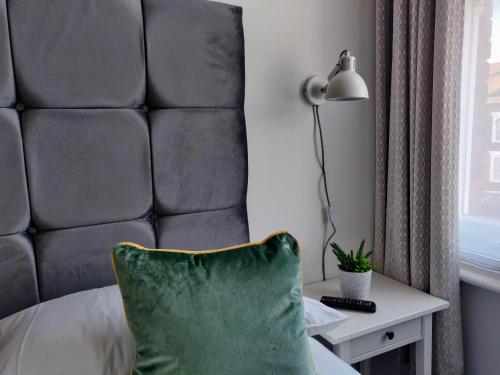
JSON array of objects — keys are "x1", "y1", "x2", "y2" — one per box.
[{"x1": 112, "y1": 231, "x2": 315, "y2": 375}]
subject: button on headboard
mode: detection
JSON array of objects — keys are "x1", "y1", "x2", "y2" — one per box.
[{"x1": 0, "y1": 0, "x2": 248, "y2": 319}]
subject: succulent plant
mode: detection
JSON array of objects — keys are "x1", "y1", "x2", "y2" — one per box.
[{"x1": 331, "y1": 239, "x2": 374, "y2": 273}]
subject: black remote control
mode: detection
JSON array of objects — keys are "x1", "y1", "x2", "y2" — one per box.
[{"x1": 320, "y1": 296, "x2": 376, "y2": 313}]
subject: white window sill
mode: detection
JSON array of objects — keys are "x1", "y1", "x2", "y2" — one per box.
[{"x1": 460, "y1": 260, "x2": 500, "y2": 294}]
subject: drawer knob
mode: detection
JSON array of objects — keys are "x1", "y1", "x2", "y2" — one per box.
[{"x1": 386, "y1": 331, "x2": 395, "y2": 340}]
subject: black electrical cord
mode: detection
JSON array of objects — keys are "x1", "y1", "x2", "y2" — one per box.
[
  {"x1": 315, "y1": 105, "x2": 332, "y2": 207},
  {"x1": 313, "y1": 105, "x2": 337, "y2": 281}
]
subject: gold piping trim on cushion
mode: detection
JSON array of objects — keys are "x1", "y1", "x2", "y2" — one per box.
[{"x1": 117, "y1": 230, "x2": 299, "y2": 255}]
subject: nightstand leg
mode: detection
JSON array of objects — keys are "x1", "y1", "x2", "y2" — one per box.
[
  {"x1": 416, "y1": 314, "x2": 432, "y2": 375},
  {"x1": 360, "y1": 359, "x2": 371, "y2": 374}
]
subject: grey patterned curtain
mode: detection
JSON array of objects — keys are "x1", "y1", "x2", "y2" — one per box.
[{"x1": 374, "y1": 0, "x2": 464, "y2": 374}]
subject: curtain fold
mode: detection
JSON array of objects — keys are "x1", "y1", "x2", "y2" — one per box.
[{"x1": 374, "y1": 0, "x2": 464, "y2": 374}]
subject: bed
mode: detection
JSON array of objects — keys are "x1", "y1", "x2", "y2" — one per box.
[{"x1": 0, "y1": 0, "x2": 359, "y2": 373}]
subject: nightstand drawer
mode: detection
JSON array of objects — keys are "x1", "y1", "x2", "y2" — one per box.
[{"x1": 350, "y1": 318, "x2": 421, "y2": 359}]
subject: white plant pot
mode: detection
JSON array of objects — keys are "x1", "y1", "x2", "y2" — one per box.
[{"x1": 339, "y1": 269, "x2": 372, "y2": 300}]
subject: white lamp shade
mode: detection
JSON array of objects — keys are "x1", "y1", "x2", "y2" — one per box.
[{"x1": 325, "y1": 70, "x2": 369, "y2": 101}]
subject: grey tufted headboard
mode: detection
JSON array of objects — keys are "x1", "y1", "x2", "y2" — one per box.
[{"x1": 0, "y1": 0, "x2": 248, "y2": 319}]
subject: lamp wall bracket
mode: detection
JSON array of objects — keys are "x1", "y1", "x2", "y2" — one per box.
[{"x1": 303, "y1": 75, "x2": 329, "y2": 106}]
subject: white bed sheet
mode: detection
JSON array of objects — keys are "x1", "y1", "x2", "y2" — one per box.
[{"x1": 0, "y1": 285, "x2": 359, "y2": 375}]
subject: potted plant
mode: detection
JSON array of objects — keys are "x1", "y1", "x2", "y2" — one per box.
[{"x1": 331, "y1": 240, "x2": 374, "y2": 300}]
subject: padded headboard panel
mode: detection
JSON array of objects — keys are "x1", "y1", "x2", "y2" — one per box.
[{"x1": 0, "y1": 0, "x2": 248, "y2": 319}]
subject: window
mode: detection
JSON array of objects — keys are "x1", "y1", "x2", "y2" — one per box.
[
  {"x1": 490, "y1": 152, "x2": 500, "y2": 182},
  {"x1": 493, "y1": 113, "x2": 500, "y2": 142},
  {"x1": 460, "y1": 0, "x2": 500, "y2": 270}
]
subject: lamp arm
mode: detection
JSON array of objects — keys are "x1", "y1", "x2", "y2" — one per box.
[
  {"x1": 326, "y1": 50, "x2": 349, "y2": 81},
  {"x1": 327, "y1": 64, "x2": 341, "y2": 81}
]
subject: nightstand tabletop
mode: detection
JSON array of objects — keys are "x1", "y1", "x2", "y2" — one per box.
[{"x1": 303, "y1": 272, "x2": 449, "y2": 345}]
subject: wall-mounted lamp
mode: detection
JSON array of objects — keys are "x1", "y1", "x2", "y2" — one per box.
[
  {"x1": 302, "y1": 49, "x2": 369, "y2": 281},
  {"x1": 303, "y1": 50, "x2": 369, "y2": 105}
]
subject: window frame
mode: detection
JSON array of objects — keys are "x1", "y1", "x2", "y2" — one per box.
[
  {"x1": 459, "y1": 0, "x2": 500, "y2": 276},
  {"x1": 491, "y1": 113, "x2": 500, "y2": 143},
  {"x1": 489, "y1": 151, "x2": 500, "y2": 183}
]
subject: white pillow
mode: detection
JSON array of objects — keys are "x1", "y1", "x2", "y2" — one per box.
[
  {"x1": 303, "y1": 297, "x2": 349, "y2": 336},
  {"x1": 0, "y1": 286, "x2": 135, "y2": 375},
  {"x1": 0, "y1": 286, "x2": 352, "y2": 375}
]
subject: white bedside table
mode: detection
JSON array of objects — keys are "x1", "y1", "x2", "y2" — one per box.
[{"x1": 304, "y1": 272, "x2": 449, "y2": 375}]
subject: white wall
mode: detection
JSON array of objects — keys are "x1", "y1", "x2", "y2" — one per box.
[
  {"x1": 222, "y1": 0, "x2": 376, "y2": 283},
  {"x1": 461, "y1": 282, "x2": 500, "y2": 375}
]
